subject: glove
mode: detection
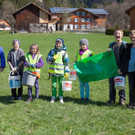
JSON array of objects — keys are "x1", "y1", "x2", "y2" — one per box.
[
  {"x1": 64, "y1": 73, "x2": 69, "y2": 78},
  {"x1": 53, "y1": 53, "x2": 60, "y2": 60},
  {"x1": 107, "y1": 48, "x2": 112, "y2": 52},
  {"x1": 117, "y1": 69, "x2": 122, "y2": 75},
  {"x1": 31, "y1": 64, "x2": 36, "y2": 68},
  {"x1": 27, "y1": 63, "x2": 31, "y2": 67},
  {"x1": 12, "y1": 66, "x2": 19, "y2": 72}
]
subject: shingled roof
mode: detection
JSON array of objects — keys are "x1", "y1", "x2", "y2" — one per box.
[{"x1": 49, "y1": 7, "x2": 108, "y2": 15}]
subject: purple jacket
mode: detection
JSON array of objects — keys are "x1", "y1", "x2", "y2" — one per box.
[{"x1": 24, "y1": 53, "x2": 44, "y2": 68}]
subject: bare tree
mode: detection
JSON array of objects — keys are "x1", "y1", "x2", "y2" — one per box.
[{"x1": 1, "y1": 1, "x2": 17, "y2": 30}]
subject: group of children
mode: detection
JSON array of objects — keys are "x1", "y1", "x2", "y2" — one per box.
[{"x1": 0, "y1": 29, "x2": 135, "y2": 108}]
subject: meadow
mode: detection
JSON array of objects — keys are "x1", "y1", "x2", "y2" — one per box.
[{"x1": 0, "y1": 31, "x2": 134, "y2": 135}]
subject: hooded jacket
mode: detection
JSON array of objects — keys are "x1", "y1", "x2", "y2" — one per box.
[{"x1": 46, "y1": 38, "x2": 69, "y2": 75}]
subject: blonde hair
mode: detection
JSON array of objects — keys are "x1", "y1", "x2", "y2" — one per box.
[
  {"x1": 29, "y1": 44, "x2": 39, "y2": 54},
  {"x1": 114, "y1": 28, "x2": 123, "y2": 35},
  {"x1": 129, "y1": 30, "x2": 135, "y2": 36}
]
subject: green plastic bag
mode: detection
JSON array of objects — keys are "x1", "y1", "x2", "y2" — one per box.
[{"x1": 74, "y1": 50, "x2": 118, "y2": 83}]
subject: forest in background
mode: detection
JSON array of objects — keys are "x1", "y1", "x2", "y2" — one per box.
[{"x1": 0, "y1": 0, "x2": 135, "y2": 29}]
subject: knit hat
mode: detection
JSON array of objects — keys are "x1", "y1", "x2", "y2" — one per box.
[
  {"x1": 12, "y1": 39, "x2": 20, "y2": 46},
  {"x1": 79, "y1": 38, "x2": 89, "y2": 47}
]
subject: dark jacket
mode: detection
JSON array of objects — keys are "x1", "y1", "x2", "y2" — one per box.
[
  {"x1": 120, "y1": 43, "x2": 133, "y2": 75},
  {"x1": 7, "y1": 48, "x2": 25, "y2": 72}
]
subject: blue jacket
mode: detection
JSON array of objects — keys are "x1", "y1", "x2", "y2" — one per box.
[
  {"x1": 0, "y1": 47, "x2": 5, "y2": 68},
  {"x1": 46, "y1": 38, "x2": 69, "y2": 73}
]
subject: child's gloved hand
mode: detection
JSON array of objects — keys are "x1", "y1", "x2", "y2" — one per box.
[
  {"x1": 107, "y1": 48, "x2": 112, "y2": 52},
  {"x1": 12, "y1": 66, "x2": 19, "y2": 72},
  {"x1": 64, "y1": 73, "x2": 69, "y2": 78},
  {"x1": 117, "y1": 69, "x2": 122, "y2": 75},
  {"x1": 31, "y1": 64, "x2": 36, "y2": 68},
  {"x1": 53, "y1": 53, "x2": 60, "y2": 60}
]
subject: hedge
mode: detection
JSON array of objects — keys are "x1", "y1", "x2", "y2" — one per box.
[{"x1": 105, "y1": 28, "x2": 130, "y2": 36}]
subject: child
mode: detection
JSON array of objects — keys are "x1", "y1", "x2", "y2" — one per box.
[
  {"x1": 7, "y1": 40, "x2": 25, "y2": 100},
  {"x1": 46, "y1": 38, "x2": 69, "y2": 103},
  {"x1": 0, "y1": 46, "x2": 5, "y2": 72},
  {"x1": 76, "y1": 38, "x2": 93, "y2": 101},
  {"x1": 24, "y1": 44, "x2": 44, "y2": 102},
  {"x1": 107, "y1": 29, "x2": 126, "y2": 106},
  {"x1": 121, "y1": 30, "x2": 135, "y2": 109}
]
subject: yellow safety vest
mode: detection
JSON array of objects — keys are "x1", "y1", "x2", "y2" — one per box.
[
  {"x1": 49, "y1": 52, "x2": 65, "y2": 75},
  {"x1": 25, "y1": 53, "x2": 42, "y2": 78},
  {"x1": 76, "y1": 50, "x2": 93, "y2": 61}
]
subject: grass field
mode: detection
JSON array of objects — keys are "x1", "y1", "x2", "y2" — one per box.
[{"x1": 0, "y1": 31, "x2": 134, "y2": 135}]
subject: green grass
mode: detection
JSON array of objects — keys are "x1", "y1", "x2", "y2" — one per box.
[{"x1": 0, "y1": 31, "x2": 134, "y2": 135}]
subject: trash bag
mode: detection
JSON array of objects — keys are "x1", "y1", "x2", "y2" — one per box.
[{"x1": 74, "y1": 50, "x2": 118, "y2": 83}]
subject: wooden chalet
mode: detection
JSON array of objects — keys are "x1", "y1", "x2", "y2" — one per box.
[
  {"x1": 125, "y1": 5, "x2": 135, "y2": 30},
  {"x1": 12, "y1": 2, "x2": 51, "y2": 32},
  {"x1": 0, "y1": 19, "x2": 11, "y2": 30},
  {"x1": 12, "y1": 2, "x2": 108, "y2": 32},
  {"x1": 49, "y1": 7, "x2": 108, "y2": 31}
]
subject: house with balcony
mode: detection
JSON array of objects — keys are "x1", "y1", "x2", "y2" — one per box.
[{"x1": 49, "y1": 7, "x2": 108, "y2": 31}]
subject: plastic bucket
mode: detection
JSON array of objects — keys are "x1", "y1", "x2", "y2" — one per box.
[
  {"x1": 62, "y1": 81, "x2": 72, "y2": 91},
  {"x1": 114, "y1": 76, "x2": 125, "y2": 90},
  {"x1": 22, "y1": 71, "x2": 36, "y2": 86},
  {"x1": 69, "y1": 69, "x2": 77, "y2": 81},
  {"x1": 8, "y1": 72, "x2": 20, "y2": 89}
]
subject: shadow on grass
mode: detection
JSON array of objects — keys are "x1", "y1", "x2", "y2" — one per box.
[
  {"x1": 39, "y1": 95, "x2": 109, "y2": 106},
  {"x1": 0, "y1": 96, "x2": 16, "y2": 105}
]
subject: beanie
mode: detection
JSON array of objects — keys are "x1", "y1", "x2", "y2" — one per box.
[
  {"x1": 12, "y1": 39, "x2": 20, "y2": 46},
  {"x1": 79, "y1": 38, "x2": 89, "y2": 47}
]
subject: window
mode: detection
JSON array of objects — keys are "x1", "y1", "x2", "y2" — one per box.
[
  {"x1": 86, "y1": 25, "x2": 91, "y2": 29},
  {"x1": 81, "y1": 18, "x2": 85, "y2": 22},
  {"x1": 67, "y1": 18, "x2": 71, "y2": 22},
  {"x1": 81, "y1": 25, "x2": 85, "y2": 29},
  {"x1": 74, "y1": 25, "x2": 79, "y2": 29},
  {"x1": 82, "y1": 12, "x2": 85, "y2": 16},
  {"x1": 74, "y1": 18, "x2": 79, "y2": 22},
  {"x1": 86, "y1": 18, "x2": 91, "y2": 22},
  {"x1": 75, "y1": 12, "x2": 79, "y2": 16}
]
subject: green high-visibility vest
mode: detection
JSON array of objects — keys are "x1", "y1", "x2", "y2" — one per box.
[
  {"x1": 76, "y1": 50, "x2": 93, "y2": 61},
  {"x1": 49, "y1": 52, "x2": 65, "y2": 75},
  {"x1": 25, "y1": 53, "x2": 42, "y2": 73}
]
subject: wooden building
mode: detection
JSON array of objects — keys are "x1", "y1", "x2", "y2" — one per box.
[
  {"x1": 12, "y1": 2, "x2": 108, "y2": 32},
  {"x1": 125, "y1": 5, "x2": 135, "y2": 30},
  {"x1": 0, "y1": 19, "x2": 11, "y2": 30},
  {"x1": 49, "y1": 7, "x2": 108, "y2": 31},
  {"x1": 13, "y1": 2, "x2": 51, "y2": 32}
]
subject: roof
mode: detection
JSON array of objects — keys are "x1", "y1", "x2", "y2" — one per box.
[
  {"x1": 13, "y1": 2, "x2": 51, "y2": 18},
  {"x1": 125, "y1": 5, "x2": 135, "y2": 16},
  {"x1": 49, "y1": 7, "x2": 108, "y2": 15}
]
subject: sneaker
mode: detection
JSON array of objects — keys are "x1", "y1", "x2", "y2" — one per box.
[
  {"x1": 59, "y1": 96, "x2": 64, "y2": 104},
  {"x1": 85, "y1": 98, "x2": 89, "y2": 102},
  {"x1": 26, "y1": 97, "x2": 32, "y2": 102},
  {"x1": 119, "y1": 98, "x2": 125, "y2": 106},
  {"x1": 127, "y1": 103, "x2": 135, "y2": 109},
  {"x1": 81, "y1": 98, "x2": 84, "y2": 101},
  {"x1": 11, "y1": 96, "x2": 16, "y2": 100},
  {"x1": 17, "y1": 97, "x2": 22, "y2": 100},
  {"x1": 107, "y1": 100, "x2": 115, "y2": 105},
  {"x1": 50, "y1": 96, "x2": 55, "y2": 103}
]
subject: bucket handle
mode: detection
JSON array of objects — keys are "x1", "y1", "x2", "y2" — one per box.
[{"x1": 9, "y1": 70, "x2": 20, "y2": 79}]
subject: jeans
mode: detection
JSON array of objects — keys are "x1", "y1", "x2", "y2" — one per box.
[
  {"x1": 79, "y1": 79, "x2": 89, "y2": 99},
  {"x1": 109, "y1": 76, "x2": 126, "y2": 101},
  {"x1": 28, "y1": 78, "x2": 39, "y2": 98},
  {"x1": 128, "y1": 72, "x2": 135, "y2": 104}
]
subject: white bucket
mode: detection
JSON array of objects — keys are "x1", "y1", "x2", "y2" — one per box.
[
  {"x1": 8, "y1": 72, "x2": 20, "y2": 89},
  {"x1": 22, "y1": 71, "x2": 36, "y2": 86},
  {"x1": 114, "y1": 76, "x2": 125, "y2": 90},
  {"x1": 62, "y1": 81, "x2": 72, "y2": 91},
  {"x1": 69, "y1": 69, "x2": 77, "y2": 81}
]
